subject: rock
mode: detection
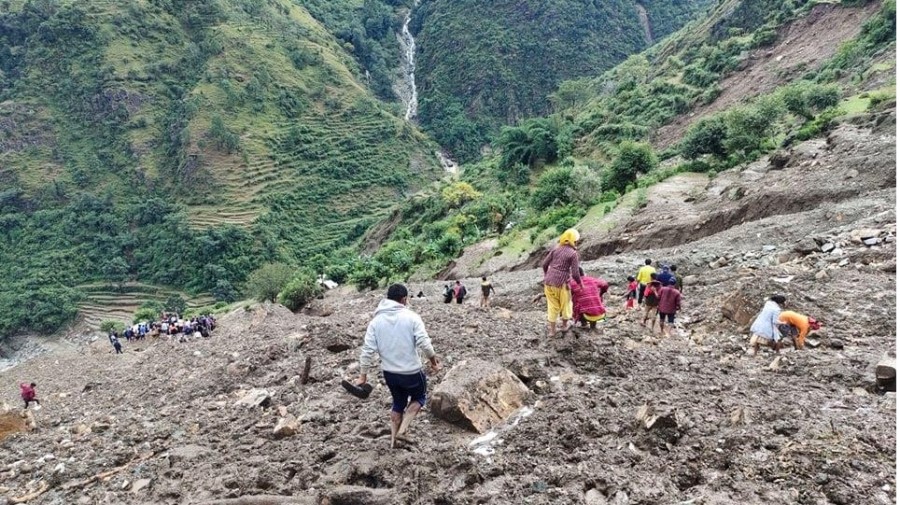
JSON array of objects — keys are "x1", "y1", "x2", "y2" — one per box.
[
  {"x1": 863, "y1": 237, "x2": 882, "y2": 246},
  {"x1": 585, "y1": 489, "x2": 608, "y2": 505},
  {"x1": 323, "y1": 485, "x2": 393, "y2": 505},
  {"x1": 234, "y1": 389, "x2": 272, "y2": 409},
  {"x1": 429, "y1": 359, "x2": 532, "y2": 433},
  {"x1": 634, "y1": 404, "x2": 681, "y2": 444},
  {"x1": 762, "y1": 245, "x2": 777, "y2": 252},
  {"x1": 192, "y1": 351, "x2": 202, "y2": 357},
  {"x1": 828, "y1": 340, "x2": 845, "y2": 350},
  {"x1": 72, "y1": 424, "x2": 91, "y2": 435},
  {"x1": 53, "y1": 462, "x2": 65, "y2": 474},
  {"x1": 730, "y1": 407, "x2": 751, "y2": 426},
  {"x1": 131, "y1": 479, "x2": 152, "y2": 493},
  {"x1": 273, "y1": 415, "x2": 299, "y2": 439},
  {"x1": 851, "y1": 387, "x2": 868, "y2": 397},
  {"x1": 325, "y1": 340, "x2": 352, "y2": 353},
  {"x1": 815, "y1": 270, "x2": 829, "y2": 281},
  {"x1": 768, "y1": 357, "x2": 782, "y2": 371},
  {"x1": 91, "y1": 422, "x2": 111, "y2": 433},
  {"x1": 793, "y1": 238, "x2": 818, "y2": 255},
  {"x1": 709, "y1": 257, "x2": 728, "y2": 269},
  {"x1": 720, "y1": 291, "x2": 759, "y2": 327},
  {"x1": 876, "y1": 355, "x2": 896, "y2": 392},
  {"x1": 831, "y1": 248, "x2": 843, "y2": 256},
  {"x1": 851, "y1": 228, "x2": 881, "y2": 242},
  {"x1": 768, "y1": 151, "x2": 790, "y2": 169},
  {"x1": 846, "y1": 169, "x2": 859, "y2": 179},
  {"x1": 821, "y1": 243, "x2": 835, "y2": 253}
]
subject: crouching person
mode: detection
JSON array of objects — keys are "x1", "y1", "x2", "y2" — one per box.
[{"x1": 356, "y1": 284, "x2": 442, "y2": 448}]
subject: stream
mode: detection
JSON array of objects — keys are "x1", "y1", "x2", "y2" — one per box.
[{"x1": 396, "y1": 1, "x2": 420, "y2": 121}]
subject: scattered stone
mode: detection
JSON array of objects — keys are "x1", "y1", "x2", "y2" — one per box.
[
  {"x1": 876, "y1": 355, "x2": 896, "y2": 392},
  {"x1": 821, "y1": 243, "x2": 835, "y2": 253},
  {"x1": 730, "y1": 407, "x2": 751, "y2": 426},
  {"x1": 72, "y1": 424, "x2": 91, "y2": 435},
  {"x1": 53, "y1": 462, "x2": 65, "y2": 474},
  {"x1": 585, "y1": 489, "x2": 609, "y2": 505},
  {"x1": 91, "y1": 422, "x2": 111, "y2": 433},
  {"x1": 851, "y1": 387, "x2": 868, "y2": 397},
  {"x1": 234, "y1": 389, "x2": 272, "y2": 409},
  {"x1": 768, "y1": 357, "x2": 782, "y2": 371},
  {"x1": 762, "y1": 245, "x2": 777, "y2": 252},
  {"x1": 815, "y1": 270, "x2": 829, "y2": 281},
  {"x1": 828, "y1": 340, "x2": 845, "y2": 350},
  {"x1": 131, "y1": 478, "x2": 152, "y2": 493},
  {"x1": 430, "y1": 359, "x2": 532, "y2": 433},
  {"x1": 323, "y1": 485, "x2": 393, "y2": 505},
  {"x1": 830, "y1": 248, "x2": 843, "y2": 256},
  {"x1": 273, "y1": 415, "x2": 299, "y2": 439},
  {"x1": 863, "y1": 237, "x2": 882, "y2": 246},
  {"x1": 794, "y1": 238, "x2": 818, "y2": 254},
  {"x1": 720, "y1": 291, "x2": 759, "y2": 327}
]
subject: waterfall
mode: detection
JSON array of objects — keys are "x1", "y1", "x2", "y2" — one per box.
[{"x1": 396, "y1": 1, "x2": 420, "y2": 121}]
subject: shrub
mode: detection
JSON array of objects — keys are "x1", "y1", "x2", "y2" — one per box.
[
  {"x1": 604, "y1": 141, "x2": 658, "y2": 193},
  {"x1": 531, "y1": 167, "x2": 575, "y2": 210},
  {"x1": 681, "y1": 116, "x2": 728, "y2": 160},
  {"x1": 277, "y1": 270, "x2": 323, "y2": 312},
  {"x1": 133, "y1": 307, "x2": 157, "y2": 323},
  {"x1": 441, "y1": 182, "x2": 482, "y2": 208},
  {"x1": 245, "y1": 263, "x2": 294, "y2": 303},
  {"x1": 100, "y1": 320, "x2": 126, "y2": 333},
  {"x1": 164, "y1": 294, "x2": 188, "y2": 315}
]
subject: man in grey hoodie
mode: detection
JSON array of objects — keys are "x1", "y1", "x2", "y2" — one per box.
[{"x1": 356, "y1": 283, "x2": 441, "y2": 448}]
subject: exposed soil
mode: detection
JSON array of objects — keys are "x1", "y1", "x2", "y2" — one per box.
[
  {"x1": 653, "y1": 2, "x2": 881, "y2": 149},
  {"x1": 0, "y1": 122, "x2": 895, "y2": 505}
]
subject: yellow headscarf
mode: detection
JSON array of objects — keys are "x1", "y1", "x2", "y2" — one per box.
[{"x1": 559, "y1": 228, "x2": 580, "y2": 246}]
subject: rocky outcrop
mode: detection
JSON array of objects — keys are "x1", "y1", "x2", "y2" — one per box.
[{"x1": 429, "y1": 359, "x2": 532, "y2": 433}]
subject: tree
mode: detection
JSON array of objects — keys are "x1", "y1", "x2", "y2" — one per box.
[
  {"x1": 164, "y1": 294, "x2": 187, "y2": 316},
  {"x1": 531, "y1": 167, "x2": 575, "y2": 211},
  {"x1": 441, "y1": 181, "x2": 481, "y2": 208},
  {"x1": 681, "y1": 116, "x2": 728, "y2": 160},
  {"x1": 604, "y1": 141, "x2": 658, "y2": 193},
  {"x1": 245, "y1": 263, "x2": 294, "y2": 303},
  {"x1": 277, "y1": 270, "x2": 323, "y2": 312}
]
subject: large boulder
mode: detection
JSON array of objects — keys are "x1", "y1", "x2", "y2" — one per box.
[
  {"x1": 429, "y1": 359, "x2": 532, "y2": 433},
  {"x1": 720, "y1": 291, "x2": 760, "y2": 328}
]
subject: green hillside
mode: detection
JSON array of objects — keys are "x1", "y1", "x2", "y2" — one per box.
[
  {"x1": 411, "y1": 0, "x2": 714, "y2": 162},
  {"x1": 0, "y1": 0, "x2": 441, "y2": 336},
  {"x1": 348, "y1": 0, "x2": 895, "y2": 286}
]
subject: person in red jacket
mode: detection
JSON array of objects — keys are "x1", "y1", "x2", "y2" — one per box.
[
  {"x1": 656, "y1": 278, "x2": 682, "y2": 338},
  {"x1": 569, "y1": 268, "x2": 606, "y2": 330},
  {"x1": 20, "y1": 382, "x2": 40, "y2": 409}
]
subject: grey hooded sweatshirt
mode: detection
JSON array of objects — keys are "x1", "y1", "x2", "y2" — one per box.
[{"x1": 359, "y1": 299, "x2": 435, "y2": 375}]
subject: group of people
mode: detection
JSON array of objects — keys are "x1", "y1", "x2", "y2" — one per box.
[
  {"x1": 540, "y1": 228, "x2": 684, "y2": 338},
  {"x1": 107, "y1": 313, "x2": 218, "y2": 353},
  {"x1": 442, "y1": 277, "x2": 496, "y2": 308},
  {"x1": 749, "y1": 295, "x2": 821, "y2": 355}
]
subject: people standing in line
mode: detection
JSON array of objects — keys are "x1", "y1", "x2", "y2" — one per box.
[
  {"x1": 19, "y1": 382, "x2": 40, "y2": 409},
  {"x1": 635, "y1": 259, "x2": 656, "y2": 306},
  {"x1": 625, "y1": 275, "x2": 638, "y2": 310},
  {"x1": 480, "y1": 277, "x2": 496, "y2": 308},
  {"x1": 656, "y1": 265, "x2": 674, "y2": 286},
  {"x1": 356, "y1": 284, "x2": 441, "y2": 449},
  {"x1": 541, "y1": 228, "x2": 583, "y2": 337},
  {"x1": 670, "y1": 264, "x2": 683, "y2": 292},
  {"x1": 442, "y1": 285, "x2": 453, "y2": 304},
  {"x1": 777, "y1": 310, "x2": 821, "y2": 350},
  {"x1": 453, "y1": 280, "x2": 467, "y2": 304},
  {"x1": 641, "y1": 274, "x2": 662, "y2": 331},
  {"x1": 750, "y1": 295, "x2": 787, "y2": 355},
  {"x1": 570, "y1": 268, "x2": 606, "y2": 330},
  {"x1": 656, "y1": 278, "x2": 682, "y2": 338}
]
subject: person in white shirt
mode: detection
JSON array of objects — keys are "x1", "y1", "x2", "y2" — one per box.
[{"x1": 356, "y1": 284, "x2": 441, "y2": 448}]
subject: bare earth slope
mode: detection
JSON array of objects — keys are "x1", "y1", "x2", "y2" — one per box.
[{"x1": 0, "y1": 111, "x2": 895, "y2": 504}]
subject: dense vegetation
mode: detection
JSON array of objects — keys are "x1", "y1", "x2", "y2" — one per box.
[
  {"x1": 346, "y1": 0, "x2": 894, "y2": 288},
  {"x1": 411, "y1": 0, "x2": 714, "y2": 162},
  {"x1": 0, "y1": 0, "x2": 441, "y2": 337}
]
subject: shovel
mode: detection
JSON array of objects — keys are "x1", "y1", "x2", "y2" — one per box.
[{"x1": 341, "y1": 379, "x2": 373, "y2": 399}]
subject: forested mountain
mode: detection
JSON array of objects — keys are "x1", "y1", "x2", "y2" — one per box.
[
  {"x1": 411, "y1": 0, "x2": 714, "y2": 162},
  {"x1": 0, "y1": 0, "x2": 441, "y2": 335}
]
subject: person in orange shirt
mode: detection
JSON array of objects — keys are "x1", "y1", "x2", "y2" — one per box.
[{"x1": 777, "y1": 311, "x2": 821, "y2": 349}]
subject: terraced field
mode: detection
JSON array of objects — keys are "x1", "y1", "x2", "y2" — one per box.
[{"x1": 76, "y1": 283, "x2": 216, "y2": 329}]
